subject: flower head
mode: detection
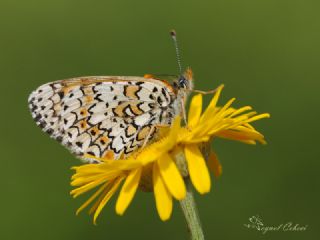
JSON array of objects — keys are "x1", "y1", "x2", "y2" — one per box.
[{"x1": 70, "y1": 85, "x2": 270, "y2": 223}]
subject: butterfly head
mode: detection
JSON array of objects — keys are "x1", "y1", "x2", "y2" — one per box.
[{"x1": 175, "y1": 67, "x2": 194, "y2": 91}]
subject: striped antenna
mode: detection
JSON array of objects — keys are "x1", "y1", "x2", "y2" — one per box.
[{"x1": 170, "y1": 30, "x2": 183, "y2": 75}]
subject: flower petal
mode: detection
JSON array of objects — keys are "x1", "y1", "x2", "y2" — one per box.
[
  {"x1": 71, "y1": 170, "x2": 120, "y2": 187},
  {"x1": 200, "y1": 84, "x2": 224, "y2": 122},
  {"x1": 131, "y1": 116, "x2": 181, "y2": 166},
  {"x1": 93, "y1": 177, "x2": 124, "y2": 224},
  {"x1": 75, "y1": 181, "x2": 111, "y2": 215},
  {"x1": 216, "y1": 129, "x2": 265, "y2": 142},
  {"x1": 70, "y1": 176, "x2": 110, "y2": 198},
  {"x1": 115, "y1": 168, "x2": 142, "y2": 215},
  {"x1": 246, "y1": 113, "x2": 271, "y2": 123},
  {"x1": 229, "y1": 106, "x2": 252, "y2": 117},
  {"x1": 207, "y1": 151, "x2": 222, "y2": 178},
  {"x1": 184, "y1": 145, "x2": 211, "y2": 194},
  {"x1": 157, "y1": 153, "x2": 186, "y2": 200},
  {"x1": 204, "y1": 97, "x2": 236, "y2": 132},
  {"x1": 153, "y1": 163, "x2": 173, "y2": 221},
  {"x1": 88, "y1": 183, "x2": 114, "y2": 215},
  {"x1": 188, "y1": 94, "x2": 202, "y2": 128}
]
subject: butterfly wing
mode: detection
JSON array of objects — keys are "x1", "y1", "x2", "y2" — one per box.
[{"x1": 28, "y1": 76, "x2": 178, "y2": 162}]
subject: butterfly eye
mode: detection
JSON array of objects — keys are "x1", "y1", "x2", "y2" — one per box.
[{"x1": 178, "y1": 76, "x2": 188, "y2": 89}]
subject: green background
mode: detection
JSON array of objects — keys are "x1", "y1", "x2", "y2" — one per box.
[{"x1": 1, "y1": 0, "x2": 319, "y2": 239}]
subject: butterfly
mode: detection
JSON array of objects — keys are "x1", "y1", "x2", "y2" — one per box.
[
  {"x1": 27, "y1": 30, "x2": 217, "y2": 162},
  {"x1": 28, "y1": 68, "x2": 194, "y2": 162}
]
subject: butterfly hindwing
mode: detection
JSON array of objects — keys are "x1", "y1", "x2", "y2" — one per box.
[{"x1": 28, "y1": 76, "x2": 178, "y2": 161}]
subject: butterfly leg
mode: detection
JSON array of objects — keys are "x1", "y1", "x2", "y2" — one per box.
[
  {"x1": 180, "y1": 98, "x2": 188, "y2": 125},
  {"x1": 140, "y1": 126, "x2": 156, "y2": 149},
  {"x1": 192, "y1": 84, "x2": 224, "y2": 95},
  {"x1": 140, "y1": 124, "x2": 169, "y2": 149}
]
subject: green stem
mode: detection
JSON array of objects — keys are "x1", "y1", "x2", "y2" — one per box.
[{"x1": 179, "y1": 179, "x2": 205, "y2": 240}]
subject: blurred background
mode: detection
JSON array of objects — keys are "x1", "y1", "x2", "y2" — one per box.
[{"x1": 1, "y1": 0, "x2": 319, "y2": 239}]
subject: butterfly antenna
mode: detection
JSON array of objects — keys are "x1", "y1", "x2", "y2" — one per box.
[{"x1": 170, "y1": 29, "x2": 183, "y2": 75}]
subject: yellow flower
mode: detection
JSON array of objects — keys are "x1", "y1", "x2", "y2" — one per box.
[{"x1": 70, "y1": 85, "x2": 270, "y2": 223}]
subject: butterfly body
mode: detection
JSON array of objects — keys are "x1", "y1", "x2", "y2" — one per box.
[{"x1": 28, "y1": 71, "x2": 193, "y2": 161}]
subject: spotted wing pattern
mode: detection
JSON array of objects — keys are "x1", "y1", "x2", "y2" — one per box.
[{"x1": 28, "y1": 76, "x2": 178, "y2": 161}]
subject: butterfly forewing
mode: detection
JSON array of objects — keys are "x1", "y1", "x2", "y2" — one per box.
[{"x1": 28, "y1": 76, "x2": 178, "y2": 162}]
